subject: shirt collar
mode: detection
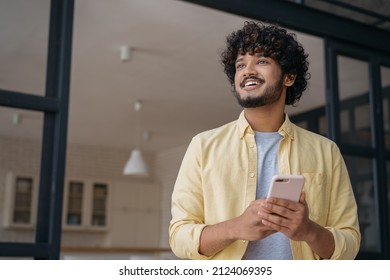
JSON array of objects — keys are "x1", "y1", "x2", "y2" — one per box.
[
  {"x1": 237, "y1": 111, "x2": 253, "y2": 138},
  {"x1": 237, "y1": 110, "x2": 295, "y2": 140},
  {"x1": 278, "y1": 114, "x2": 295, "y2": 140}
]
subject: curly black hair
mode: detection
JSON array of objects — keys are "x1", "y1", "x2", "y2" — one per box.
[{"x1": 221, "y1": 21, "x2": 310, "y2": 105}]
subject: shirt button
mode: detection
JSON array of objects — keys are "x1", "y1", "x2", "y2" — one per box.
[
  {"x1": 250, "y1": 144, "x2": 255, "y2": 148},
  {"x1": 249, "y1": 172, "x2": 255, "y2": 178}
]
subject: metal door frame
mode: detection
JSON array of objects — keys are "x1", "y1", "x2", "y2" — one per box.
[{"x1": 0, "y1": 0, "x2": 74, "y2": 260}]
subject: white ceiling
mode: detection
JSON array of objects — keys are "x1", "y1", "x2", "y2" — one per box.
[{"x1": 0, "y1": 0, "x2": 328, "y2": 154}]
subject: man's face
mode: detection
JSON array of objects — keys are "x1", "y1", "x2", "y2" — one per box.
[{"x1": 233, "y1": 53, "x2": 284, "y2": 108}]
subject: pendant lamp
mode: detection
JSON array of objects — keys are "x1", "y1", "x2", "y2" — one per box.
[{"x1": 123, "y1": 100, "x2": 149, "y2": 176}]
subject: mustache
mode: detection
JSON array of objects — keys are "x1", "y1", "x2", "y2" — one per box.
[{"x1": 240, "y1": 76, "x2": 265, "y2": 88}]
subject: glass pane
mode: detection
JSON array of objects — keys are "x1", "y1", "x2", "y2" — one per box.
[
  {"x1": 13, "y1": 177, "x2": 33, "y2": 224},
  {"x1": 0, "y1": 106, "x2": 43, "y2": 242},
  {"x1": 0, "y1": 0, "x2": 50, "y2": 95},
  {"x1": 338, "y1": 56, "x2": 371, "y2": 147},
  {"x1": 91, "y1": 183, "x2": 108, "y2": 227},
  {"x1": 0, "y1": 107, "x2": 44, "y2": 142},
  {"x1": 381, "y1": 65, "x2": 390, "y2": 150},
  {"x1": 66, "y1": 181, "x2": 84, "y2": 225},
  {"x1": 354, "y1": 104, "x2": 371, "y2": 146},
  {"x1": 344, "y1": 156, "x2": 379, "y2": 252},
  {"x1": 318, "y1": 115, "x2": 327, "y2": 137},
  {"x1": 295, "y1": 121, "x2": 308, "y2": 129}
]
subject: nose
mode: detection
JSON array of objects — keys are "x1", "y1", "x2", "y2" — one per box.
[{"x1": 243, "y1": 61, "x2": 257, "y2": 76}]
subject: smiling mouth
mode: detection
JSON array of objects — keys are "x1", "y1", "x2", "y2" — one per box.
[
  {"x1": 244, "y1": 81, "x2": 259, "y2": 87},
  {"x1": 240, "y1": 77, "x2": 264, "y2": 88}
]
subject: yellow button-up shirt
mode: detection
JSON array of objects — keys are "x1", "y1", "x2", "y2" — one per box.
[{"x1": 169, "y1": 112, "x2": 360, "y2": 260}]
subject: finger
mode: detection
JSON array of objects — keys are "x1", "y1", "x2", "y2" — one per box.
[
  {"x1": 266, "y1": 197, "x2": 300, "y2": 211},
  {"x1": 262, "y1": 200, "x2": 299, "y2": 218},
  {"x1": 299, "y1": 191, "x2": 306, "y2": 204},
  {"x1": 261, "y1": 214, "x2": 288, "y2": 232}
]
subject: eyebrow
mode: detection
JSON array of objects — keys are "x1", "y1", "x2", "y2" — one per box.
[
  {"x1": 235, "y1": 57, "x2": 244, "y2": 64},
  {"x1": 235, "y1": 53, "x2": 266, "y2": 64}
]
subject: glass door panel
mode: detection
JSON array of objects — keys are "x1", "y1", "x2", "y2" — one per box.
[
  {"x1": 0, "y1": 0, "x2": 50, "y2": 96},
  {"x1": 326, "y1": 39, "x2": 390, "y2": 259},
  {"x1": 0, "y1": 106, "x2": 43, "y2": 243},
  {"x1": 338, "y1": 56, "x2": 371, "y2": 147}
]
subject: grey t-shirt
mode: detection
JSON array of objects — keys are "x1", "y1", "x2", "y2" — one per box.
[{"x1": 242, "y1": 131, "x2": 293, "y2": 260}]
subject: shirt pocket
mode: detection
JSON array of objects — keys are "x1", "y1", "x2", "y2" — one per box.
[{"x1": 302, "y1": 172, "x2": 329, "y2": 225}]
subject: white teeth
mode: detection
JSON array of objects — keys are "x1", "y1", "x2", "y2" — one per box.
[{"x1": 245, "y1": 81, "x2": 258, "y2": 87}]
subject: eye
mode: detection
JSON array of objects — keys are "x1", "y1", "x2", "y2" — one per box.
[
  {"x1": 257, "y1": 59, "x2": 267, "y2": 65},
  {"x1": 236, "y1": 63, "x2": 245, "y2": 70}
]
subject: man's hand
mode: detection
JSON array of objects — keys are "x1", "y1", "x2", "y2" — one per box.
[
  {"x1": 258, "y1": 192, "x2": 312, "y2": 240},
  {"x1": 259, "y1": 192, "x2": 335, "y2": 259},
  {"x1": 232, "y1": 198, "x2": 277, "y2": 241},
  {"x1": 199, "y1": 198, "x2": 276, "y2": 257}
]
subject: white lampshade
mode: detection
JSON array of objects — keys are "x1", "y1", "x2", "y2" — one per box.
[{"x1": 123, "y1": 149, "x2": 148, "y2": 176}]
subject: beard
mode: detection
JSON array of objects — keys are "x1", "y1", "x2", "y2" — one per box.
[{"x1": 233, "y1": 75, "x2": 284, "y2": 108}]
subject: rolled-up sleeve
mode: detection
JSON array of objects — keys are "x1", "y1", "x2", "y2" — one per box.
[
  {"x1": 169, "y1": 136, "x2": 211, "y2": 259},
  {"x1": 327, "y1": 145, "x2": 361, "y2": 259}
]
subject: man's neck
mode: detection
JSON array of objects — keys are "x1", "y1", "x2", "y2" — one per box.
[{"x1": 243, "y1": 107, "x2": 285, "y2": 132}]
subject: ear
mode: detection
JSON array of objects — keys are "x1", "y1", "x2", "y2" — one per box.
[{"x1": 284, "y1": 73, "x2": 296, "y2": 87}]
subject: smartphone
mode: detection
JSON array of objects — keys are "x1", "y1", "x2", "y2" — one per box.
[{"x1": 267, "y1": 175, "x2": 305, "y2": 202}]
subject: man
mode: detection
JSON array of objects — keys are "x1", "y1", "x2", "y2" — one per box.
[{"x1": 169, "y1": 21, "x2": 360, "y2": 260}]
